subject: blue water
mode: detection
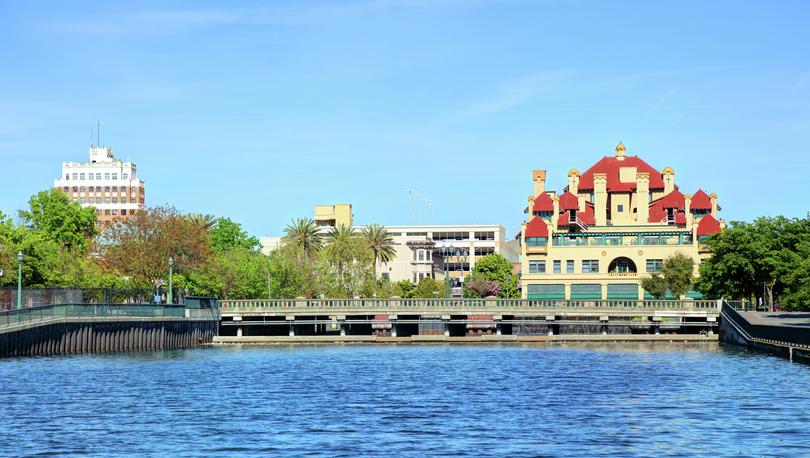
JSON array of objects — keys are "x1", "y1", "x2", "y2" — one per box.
[{"x1": 1, "y1": 343, "x2": 809, "y2": 457}]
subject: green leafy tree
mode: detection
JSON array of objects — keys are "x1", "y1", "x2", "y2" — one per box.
[
  {"x1": 18, "y1": 189, "x2": 97, "y2": 251},
  {"x1": 209, "y1": 217, "x2": 259, "y2": 253},
  {"x1": 394, "y1": 280, "x2": 416, "y2": 298},
  {"x1": 318, "y1": 224, "x2": 373, "y2": 298},
  {"x1": 361, "y1": 224, "x2": 396, "y2": 278},
  {"x1": 641, "y1": 273, "x2": 669, "y2": 299},
  {"x1": 464, "y1": 253, "x2": 519, "y2": 298},
  {"x1": 100, "y1": 206, "x2": 212, "y2": 286},
  {"x1": 696, "y1": 217, "x2": 810, "y2": 309},
  {"x1": 216, "y1": 248, "x2": 270, "y2": 299},
  {"x1": 662, "y1": 252, "x2": 695, "y2": 297},
  {"x1": 266, "y1": 247, "x2": 309, "y2": 298},
  {"x1": 413, "y1": 277, "x2": 444, "y2": 298}
]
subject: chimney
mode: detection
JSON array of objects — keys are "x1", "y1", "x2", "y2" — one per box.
[
  {"x1": 527, "y1": 195, "x2": 534, "y2": 217},
  {"x1": 567, "y1": 168, "x2": 580, "y2": 195},
  {"x1": 594, "y1": 173, "x2": 607, "y2": 226},
  {"x1": 532, "y1": 170, "x2": 546, "y2": 197},
  {"x1": 684, "y1": 193, "x2": 693, "y2": 228},
  {"x1": 662, "y1": 167, "x2": 675, "y2": 195},
  {"x1": 551, "y1": 195, "x2": 560, "y2": 229},
  {"x1": 635, "y1": 172, "x2": 650, "y2": 224},
  {"x1": 710, "y1": 193, "x2": 718, "y2": 218}
]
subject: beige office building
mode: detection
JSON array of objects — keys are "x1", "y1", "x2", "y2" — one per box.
[
  {"x1": 519, "y1": 142, "x2": 723, "y2": 300},
  {"x1": 314, "y1": 204, "x2": 353, "y2": 229},
  {"x1": 377, "y1": 224, "x2": 518, "y2": 285}
]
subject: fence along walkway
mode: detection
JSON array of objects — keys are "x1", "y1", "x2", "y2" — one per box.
[
  {"x1": 0, "y1": 303, "x2": 220, "y2": 357},
  {"x1": 0, "y1": 303, "x2": 217, "y2": 333},
  {"x1": 221, "y1": 298, "x2": 720, "y2": 314},
  {"x1": 720, "y1": 301, "x2": 810, "y2": 354}
]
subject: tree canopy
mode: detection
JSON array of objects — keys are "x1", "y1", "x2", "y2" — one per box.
[
  {"x1": 641, "y1": 252, "x2": 695, "y2": 299},
  {"x1": 18, "y1": 189, "x2": 97, "y2": 251},
  {"x1": 463, "y1": 253, "x2": 519, "y2": 298},
  {"x1": 696, "y1": 216, "x2": 810, "y2": 309},
  {"x1": 209, "y1": 217, "x2": 259, "y2": 253}
]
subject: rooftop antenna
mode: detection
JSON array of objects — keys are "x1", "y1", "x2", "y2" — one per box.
[
  {"x1": 97, "y1": 120, "x2": 100, "y2": 147},
  {"x1": 90, "y1": 128, "x2": 94, "y2": 147}
]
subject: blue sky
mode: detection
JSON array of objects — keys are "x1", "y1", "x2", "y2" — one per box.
[{"x1": 1, "y1": 0, "x2": 808, "y2": 237}]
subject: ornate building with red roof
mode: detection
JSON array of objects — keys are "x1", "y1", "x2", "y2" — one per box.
[{"x1": 520, "y1": 142, "x2": 723, "y2": 300}]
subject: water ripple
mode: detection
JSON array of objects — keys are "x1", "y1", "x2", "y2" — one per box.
[{"x1": 1, "y1": 343, "x2": 809, "y2": 457}]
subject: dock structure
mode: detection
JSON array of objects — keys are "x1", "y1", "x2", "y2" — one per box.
[
  {"x1": 720, "y1": 302, "x2": 810, "y2": 362},
  {"x1": 0, "y1": 300, "x2": 219, "y2": 357},
  {"x1": 216, "y1": 298, "x2": 720, "y2": 344}
]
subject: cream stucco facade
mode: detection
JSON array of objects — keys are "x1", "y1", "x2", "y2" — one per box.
[
  {"x1": 377, "y1": 224, "x2": 519, "y2": 287},
  {"x1": 314, "y1": 204, "x2": 353, "y2": 229},
  {"x1": 520, "y1": 143, "x2": 723, "y2": 300}
]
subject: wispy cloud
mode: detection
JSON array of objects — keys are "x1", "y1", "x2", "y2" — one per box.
[
  {"x1": 455, "y1": 69, "x2": 576, "y2": 119},
  {"x1": 40, "y1": 0, "x2": 486, "y2": 36},
  {"x1": 638, "y1": 89, "x2": 677, "y2": 126}
]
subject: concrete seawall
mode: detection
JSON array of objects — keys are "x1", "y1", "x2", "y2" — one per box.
[{"x1": 0, "y1": 319, "x2": 217, "y2": 357}]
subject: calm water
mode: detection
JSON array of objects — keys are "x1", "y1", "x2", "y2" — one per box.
[{"x1": 1, "y1": 343, "x2": 809, "y2": 457}]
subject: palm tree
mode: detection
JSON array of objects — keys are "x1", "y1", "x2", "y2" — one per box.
[
  {"x1": 327, "y1": 223, "x2": 356, "y2": 246},
  {"x1": 187, "y1": 213, "x2": 219, "y2": 231},
  {"x1": 361, "y1": 224, "x2": 396, "y2": 278},
  {"x1": 283, "y1": 218, "x2": 322, "y2": 258}
]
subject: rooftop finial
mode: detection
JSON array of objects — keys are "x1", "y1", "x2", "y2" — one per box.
[{"x1": 615, "y1": 141, "x2": 626, "y2": 157}]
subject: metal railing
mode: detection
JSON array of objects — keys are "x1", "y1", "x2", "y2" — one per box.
[
  {"x1": 0, "y1": 303, "x2": 208, "y2": 332},
  {"x1": 720, "y1": 301, "x2": 810, "y2": 349},
  {"x1": 220, "y1": 298, "x2": 720, "y2": 312}
]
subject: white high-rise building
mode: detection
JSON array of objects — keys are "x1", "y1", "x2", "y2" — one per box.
[{"x1": 53, "y1": 145, "x2": 146, "y2": 227}]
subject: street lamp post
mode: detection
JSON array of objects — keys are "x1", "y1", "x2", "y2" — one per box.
[
  {"x1": 16, "y1": 251, "x2": 23, "y2": 310},
  {"x1": 168, "y1": 256, "x2": 174, "y2": 305},
  {"x1": 441, "y1": 241, "x2": 452, "y2": 299}
]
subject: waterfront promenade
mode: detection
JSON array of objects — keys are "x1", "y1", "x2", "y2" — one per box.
[
  {"x1": 216, "y1": 298, "x2": 720, "y2": 344},
  {"x1": 0, "y1": 300, "x2": 219, "y2": 357},
  {"x1": 721, "y1": 302, "x2": 810, "y2": 362}
]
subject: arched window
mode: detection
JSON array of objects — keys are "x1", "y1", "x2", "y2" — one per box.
[{"x1": 608, "y1": 257, "x2": 637, "y2": 273}]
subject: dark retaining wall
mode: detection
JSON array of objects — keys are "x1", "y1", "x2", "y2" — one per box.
[{"x1": 0, "y1": 320, "x2": 217, "y2": 357}]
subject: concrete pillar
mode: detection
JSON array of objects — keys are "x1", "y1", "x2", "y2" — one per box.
[
  {"x1": 237, "y1": 326, "x2": 243, "y2": 337},
  {"x1": 636, "y1": 172, "x2": 650, "y2": 224},
  {"x1": 594, "y1": 173, "x2": 607, "y2": 226},
  {"x1": 684, "y1": 194, "x2": 693, "y2": 228},
  {"x1": 551, "y1": 195, "x2": 560, "y2": 229},
  {"x1": 568, "y1": 169, "x2": 580, "y2": 195},
  {"x1": 288, "y1": 326, "x2": 295, "y2": 337}
]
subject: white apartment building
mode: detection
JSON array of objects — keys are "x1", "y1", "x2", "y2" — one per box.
[
  {"x1": 376, "y1": 225, "x2": 519, "y2": 285},
  {"x1": 53, "y1": 145, "x2": 146, "y2": 227}
]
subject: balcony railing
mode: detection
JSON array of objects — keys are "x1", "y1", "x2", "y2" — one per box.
[{"x1": 607, "y1": 272, "x2": 638, "y2": 277}]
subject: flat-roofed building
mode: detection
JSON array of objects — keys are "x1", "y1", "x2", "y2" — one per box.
[
  {"x1": 377, "y1": 224, "x2": 518, "y2": 286},
  {"x1": 519, "y1": 142, "x2": 723, "y2": 300},
  {"x1": 53, "y1": 145, "x2": 145, "y2": 227},
  {"x1": 314, "y1": 204, "x2": 353, "y2": 229}
]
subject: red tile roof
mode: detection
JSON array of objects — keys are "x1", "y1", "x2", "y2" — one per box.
[
  {"x1": 656, "y1": 190, "x2": 685, "y2": 209},
  {"x1": 690, "y1": 189, "x2": 712, "y2": 210},
  {"x1": 697, "y1": 213, "x2": 722, "y2": 237},
  {"x1": 649, "y1": 190, "x2": 687, "y2": 224},
  {"x1": 532, "y1": 192, "x2": 555, "y2": 212},
  {"x1": 558, "y1": 191, "x2": 579, "y2": 210},
  {"x1": 525, "y1": 216, "x2": 549, "y2": 237},
  {"x1": 578, "y1": 155, "x2": 666, "y2": 191},
  {"x1": 557, "y1": 202, "x2": 595, "y2": 227}
]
